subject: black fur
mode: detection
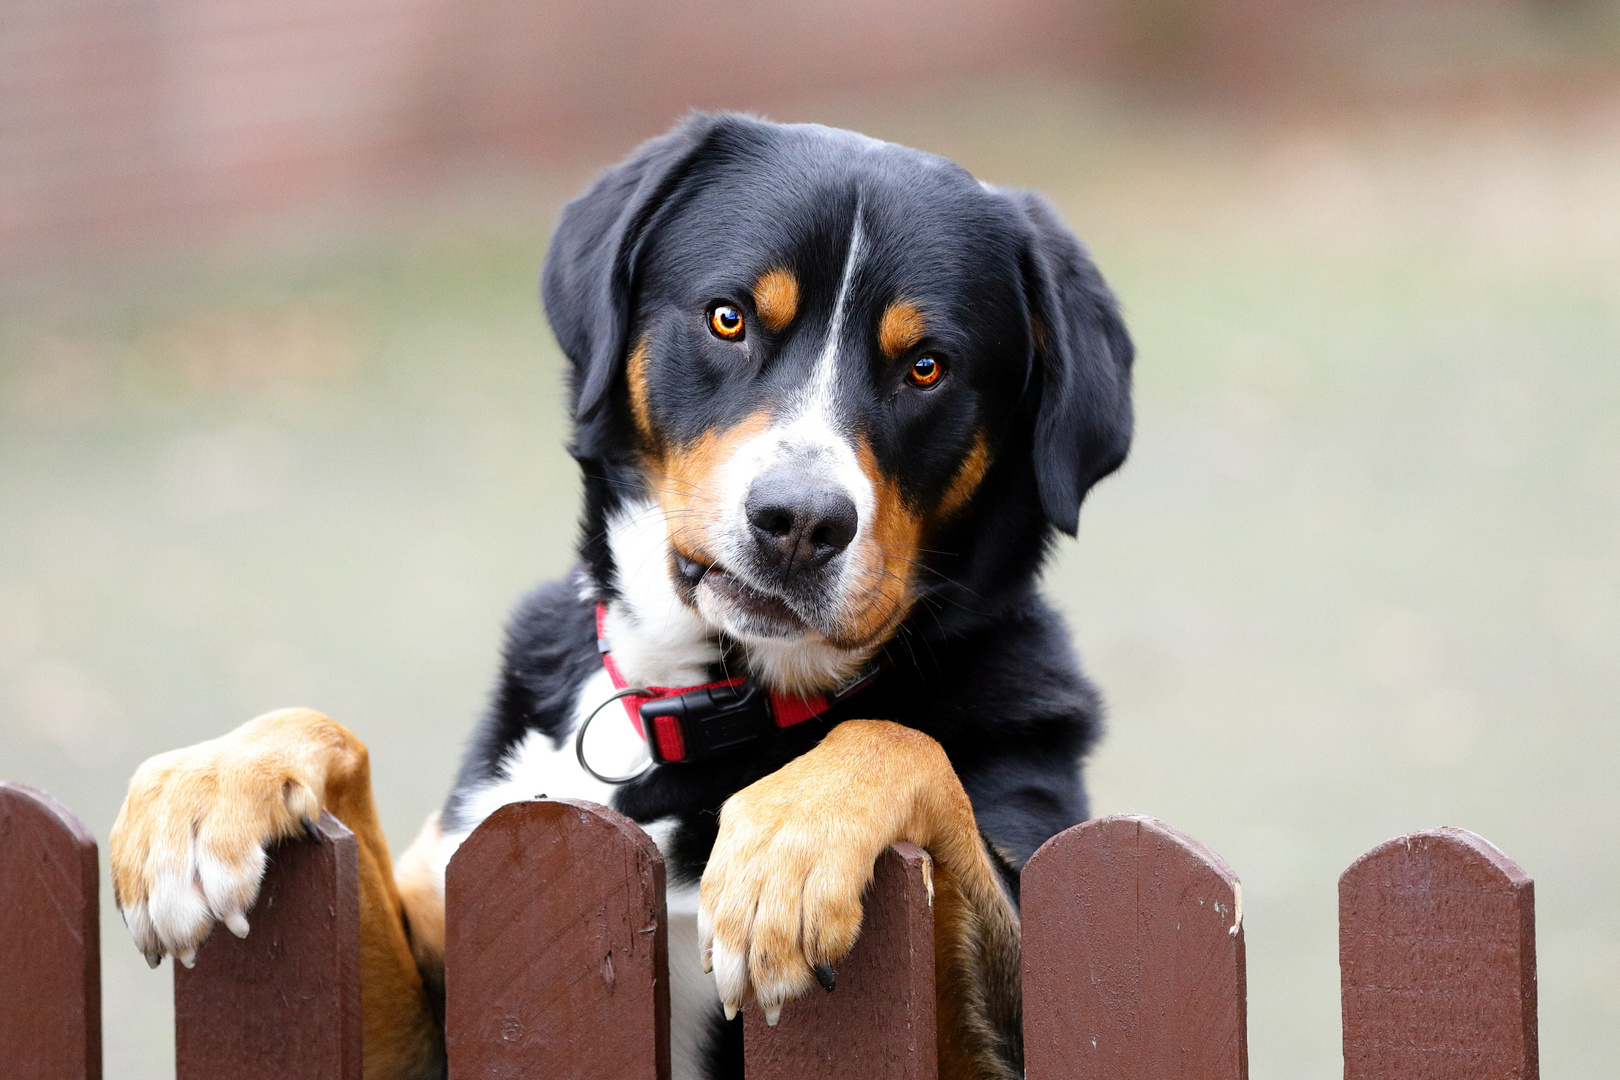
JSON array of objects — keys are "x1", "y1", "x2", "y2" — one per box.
[
  {"x1": 443, "y1": 113, "x2": 1133, "y2": 1080},
  {"x1": 1014, "y1": 190, "x2": 1135, "y2": 536}
]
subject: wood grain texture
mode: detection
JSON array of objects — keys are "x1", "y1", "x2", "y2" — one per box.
[
  {"x1": 1340, "y1": 826, "x2": 1537, "y2": 1080},
  {"x1": 173, "y1": 811, "x2": 360, "y2": 1080},
  {"x1": 744, "y1": 843, "x2": 937, "y2": 1080},
  {"x1": 444, "y1": 798, "x2": 669, "y2": 1080},
  {"x1": 0, "y1": 782, "x2": 102, "y2": 1080},
  {"x1": 1021, "y1": 814, "x2": 1248, "y2": 1080}
]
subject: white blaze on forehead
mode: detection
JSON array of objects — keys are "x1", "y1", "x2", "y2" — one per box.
[{"x1": 802, "y1": 209, "x2": 865, "y2": 421}]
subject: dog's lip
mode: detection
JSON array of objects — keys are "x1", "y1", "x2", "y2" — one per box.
[
  {"x1": 676, "y1": 551, "x2": 808, "y2": 630},
  {"x1": 673, "y1": 550, "x2": 711, "y2": 586},
  {"x1": 706, "y1": 570, "x2": 804, "y2": 626}
]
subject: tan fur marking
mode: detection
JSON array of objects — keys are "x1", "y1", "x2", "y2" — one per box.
[
  {"x1": 110, "y1": 709, "x2": 443, "y2": 1079},
  {"x1": 839, "y1": 437, "x2": 923, "y2": 649},
  {"x1": 878, "y1": 299, "x2": 927, "y2": 359},
  {"x1": 936, "y1": 433, "x2": 992, "y2": 521},
  {"x1": 651, "y1": 410, "x2": 773, "y2": 566},
  {"x1": 394, "y1": 811, "x2": 447, "y2": 994},
  {"x1": 626, "y1": 337, "x2": 657, "y2": 450},
  {"x1": 702, "y1": 720, "x2": 1021, "y2": 1080},
  {"x1": 752, "y1": 268, "x2": 800, "y2": 332}
]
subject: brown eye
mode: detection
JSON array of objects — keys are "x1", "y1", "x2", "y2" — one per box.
[
  {"x1": 709, "y1": 305, "x2": 745, "y2": 341},
  {"x1": 907, "y1": 355, "x2": 943, "y2": 388}
]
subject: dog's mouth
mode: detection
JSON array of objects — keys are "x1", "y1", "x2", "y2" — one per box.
[{"x1": 674, "y1": 550, "x2": 811, "y2": 638}]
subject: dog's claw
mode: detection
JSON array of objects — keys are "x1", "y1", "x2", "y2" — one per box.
[
  {"x1": 301, "y1": 815, "x2": 320, "y2": 842},
  {"x1": 178, "y1": 949, "x2": 197, "y2": 969},
  {"x1": 723, "y1": 1003, "x2": 738, "y2": 1022},
  {"x1": 224, "y1": 912, "x2": 250, "y2": 938},
  {"x1": 813, "y1": 963, "x2": 836, "y2": 992},
  {"x1": 144, "y1": 951, "x2": 162, "y2": 969},
  {"x1": 764, "y1": 1006, "x2": 781, "y2": 1027}
]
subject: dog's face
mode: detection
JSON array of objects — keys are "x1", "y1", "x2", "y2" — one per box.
[
  {"x1": 628, "y1": 150, "x2": 1034, "y2": 657},
  {"x1": 546, "y1": 116, "x2": 1133, "y2": 690}
]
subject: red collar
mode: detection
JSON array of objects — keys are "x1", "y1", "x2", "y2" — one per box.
[{"x1": 595, "y1": 603, "x2": 882, "y2": 765}]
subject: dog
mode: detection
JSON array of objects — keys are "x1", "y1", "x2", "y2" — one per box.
[{"x1": 108, "y1": 112, "x2": 1133, "y2": 1080}]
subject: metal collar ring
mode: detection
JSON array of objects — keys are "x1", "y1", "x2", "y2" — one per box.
[{"x1": 574, "y1": 686, "x2": 657, "y2": 785}]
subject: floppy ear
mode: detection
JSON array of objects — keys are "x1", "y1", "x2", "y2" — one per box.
[
  {"x1": 542, "y1": 114, "x2": 723, "y2": 459},
  {"x1": 1012, "y1": 190, "x2": 1135, "y2": 536}
]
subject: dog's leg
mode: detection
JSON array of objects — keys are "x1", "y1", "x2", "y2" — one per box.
[
  {"x1": 392, "y1": 811, "x2": 447, "y2": 1026},
  {"x1": 699, "y1": 719, "x2": 1022, "y2": 1080},
  {"x1": 110, "y1": 708, "x2": 443, "y2": 1080}
]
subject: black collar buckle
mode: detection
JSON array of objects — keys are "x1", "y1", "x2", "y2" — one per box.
[{"x1": 640, "y1": 681, "x2": 777, "y2": 765}]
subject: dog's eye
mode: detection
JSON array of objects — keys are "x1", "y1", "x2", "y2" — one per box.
[
  {"x1": 907, "y1": 355, "x2": 943, "y2": 388},
  {"x1": 709, "y1": 305, "x2": 745, "y2": 341}
]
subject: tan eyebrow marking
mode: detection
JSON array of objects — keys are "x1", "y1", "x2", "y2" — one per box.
[
  {"x1": 752, "y1": 268, "x2": 800, "y2": 332},
  {"x1": 878, "y1": 300, "x2": 927, "y2": 359}
]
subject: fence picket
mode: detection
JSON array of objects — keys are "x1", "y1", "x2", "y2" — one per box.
[
  {"x1": 1021, "y1": 814, "x2": 1248, "y2": 1080},
  {"x1": 0, "y1": 782, "x2": 102, "y2": 1080},
  {"x1": 445, "y1": 798, "x2": 669, "y2": 1080},
  {"x1": 744, "y1": 842, "x2": 937, "y2": 1080},
  {"x1": 172, "y1": 811, "x2": 360, "y2": 1080},
  {"x1": 0, "y1": 771, "x2": 1553, "y2": 1080},
  {"x1": 1339, "y1": 826, "x2": 1537, "y2": 1080}
]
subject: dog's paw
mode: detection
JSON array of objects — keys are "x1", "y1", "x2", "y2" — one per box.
[
  {"x1": 109, "y1": 708, "x2": 356, "y2": 967},
  {"x1": 696, "y1": 778, "x2": 880, "y2": 1025}
]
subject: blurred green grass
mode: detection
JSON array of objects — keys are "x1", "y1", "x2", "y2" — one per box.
[{"x1": 3, "y1": 85, "x2": 1618, "y2": 1077}]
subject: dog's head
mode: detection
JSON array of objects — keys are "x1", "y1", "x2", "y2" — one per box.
[{"x1": 546, "y1": 114, "x2": 1132, "y2": 691}]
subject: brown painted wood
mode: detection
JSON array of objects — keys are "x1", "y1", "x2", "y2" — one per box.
[
  {"x1": 1340, "y1": 826, "x2": 1537, "y2": 1080},
  {"x1": 0, "y1": 782, "x2": 102, "y2": 1080},
  {"x1": 744, "y1": 843, "x2": 937, "y2": 1080},
  {"x1": 1021, "y1": 814, "x2": 1248, "y2": 1080},
  {"x1": 173, "y1": 811, "x2": 360, "y2": 1080},
  {"x1": 445, "y1": 798, "x2": 669, "y2": 1080}
]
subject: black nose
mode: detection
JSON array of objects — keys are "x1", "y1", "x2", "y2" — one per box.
[{"x1": 745, "y1": 473, "x2": 859, "y2": 574}]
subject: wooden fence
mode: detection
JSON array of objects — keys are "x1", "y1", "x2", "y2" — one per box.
[{"x1": 0, "y1": 779, "x2": 1538, "y2": 1080}]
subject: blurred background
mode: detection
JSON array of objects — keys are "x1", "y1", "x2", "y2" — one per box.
[{"x1": 3, "y1": 0, "x2": 1619, "y2": 1075}]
